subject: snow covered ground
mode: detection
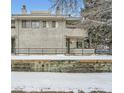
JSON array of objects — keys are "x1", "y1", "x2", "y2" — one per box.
[
  {"x1": 11, "y1": 55, "x2": 112, "y2": 60},
  {"x1": 11, "y1": 72, "x2": 112, "y2": 93}
]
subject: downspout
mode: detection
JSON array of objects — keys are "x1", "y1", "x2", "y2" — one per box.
[{"x1": 17, "y1": 16, "x2": 19, "y2": 54}]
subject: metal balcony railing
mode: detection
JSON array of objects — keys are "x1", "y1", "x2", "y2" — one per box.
[{"x1": 11, "y1": 48, "x2": 112, "y2": 55}]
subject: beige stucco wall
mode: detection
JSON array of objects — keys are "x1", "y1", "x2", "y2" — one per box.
[{"x1": 11, "y1": 16, "x2": 88, "y2": 49}]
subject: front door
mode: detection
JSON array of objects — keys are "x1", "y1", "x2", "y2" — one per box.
[{"x1": 66, "y1": 38, "x2": 70, "y2": 54}]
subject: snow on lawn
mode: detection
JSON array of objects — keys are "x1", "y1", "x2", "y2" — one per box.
[
  {"x1": 11, "y1": 72, "x2": 112, "y2": 93},
  {"x1": 11, "y1": 55, "x2": 112, "y2": 60}
]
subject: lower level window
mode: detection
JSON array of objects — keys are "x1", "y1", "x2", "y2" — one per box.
[{"x1": 76, "y1": 41, "x2": 82, "y2": 48}]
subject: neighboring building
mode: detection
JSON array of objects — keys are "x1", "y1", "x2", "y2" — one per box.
[{"x1": 11, "y1": 5, "x2": 88, "y2": 55}]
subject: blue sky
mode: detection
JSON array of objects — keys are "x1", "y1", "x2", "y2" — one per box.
[
  {"x1": 11, "y1": 0, "x2": 51, "y2": 14},
  {"x1": 11, "y1": 0, "x2": 84, "y2": 14}
]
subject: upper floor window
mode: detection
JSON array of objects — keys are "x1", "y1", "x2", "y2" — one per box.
[
  {"x1": 11, "y1": 20, "x2": 15, "y2": 28},
  {"x1": 43, "y1": 21, "x2": 46, "y2": 28},
  {"x1": 22, "y1": 20, "x2": 39, "y2": 28},
  {"x1": 31, "y1": 20, "x2": 40, "y2": 29},
  {"x1": 52, "y1": 21, "x2": 56, "y2": 28},
  {"x1": 22, "y1": 20, "x2": 31, "y2": 28}
]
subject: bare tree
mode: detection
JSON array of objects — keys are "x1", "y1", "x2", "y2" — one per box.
[
  {"x1": 49, "y1": 0, "x2": 84, "y2": 15},
  {"x1": 50, "y1": 0, "x2": 112, "y2": 49},
  {"x1": 81, "y1": 0, "x2": 112, "y2": 49}
]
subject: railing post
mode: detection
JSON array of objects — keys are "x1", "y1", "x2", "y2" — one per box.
[
  {"x1": 55, "y1": 49, "x2": 57, "y2": 54},
  {"x1": 28, "y1": 48, "x2": 29, "y2": 55},
  {"x1": 82, "y1": 49, "x2": 83, "y2": 55},
  {"x1": 63, "y1": 48, "x2": 64, "y2": 55},
  {"x1": 41, "y1": 48, "x2": 43, "y2": 55},
  {"x1": 109, "y1": 49, "x2": 111, "y2": 55},
  {"x1": 95, "y1": 49, "x2": 96, "y2": 55},
  {"x1": 15, "y1": 48, "x2": 16, "y2": 55},
  {"x1": 18, "y1": 48, "x2": 19, "y2": 55}
]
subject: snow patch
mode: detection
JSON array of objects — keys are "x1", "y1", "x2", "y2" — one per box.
[
  {"x1": 11, "y1": 72, "x2": 112, "y2": 92},
  {"x1": 11, "y1": 55, "x2": 112, "y2": 60}
]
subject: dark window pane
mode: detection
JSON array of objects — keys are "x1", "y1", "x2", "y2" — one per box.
[
  {"x1": 43, "y1": 21, "x2": 46, "y2": 28},
  {"x1": 52, "y1": 21, "x2": 56, "y2": 28},
  {"x1": 11, "y1": 20, "x2": 15, "y2": 28},
  {"x1": 31, "y1": 20, "x2": 40, "y2": 28}
]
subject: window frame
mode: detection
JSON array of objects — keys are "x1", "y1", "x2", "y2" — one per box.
[
  {"x1": 43, "y1": 21, "x2": 47, "y2": 28},
  {"x1": 76, "y1": 40, "x2": 83, "y2": 49},
  {"x1": 11, "y1": 20, "x2": 15, "y2": 28},
  {"x1": 31, "y1": 20, "x2": 40, "y2": 29},
  {"x1": 52, "y1": 21, "x2": 56, "y2": 28},
  {"x1": 22, "y1": 20, "x2": 31, "y2": 28}
]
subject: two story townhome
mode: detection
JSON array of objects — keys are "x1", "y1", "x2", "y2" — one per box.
[{"x1": 11, "y1": 5, "x2": 88, "y2": 55}]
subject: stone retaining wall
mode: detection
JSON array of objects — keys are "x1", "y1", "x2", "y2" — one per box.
[{"x1": 11, "y1": 60, "x2": 112, "y2": 72}]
